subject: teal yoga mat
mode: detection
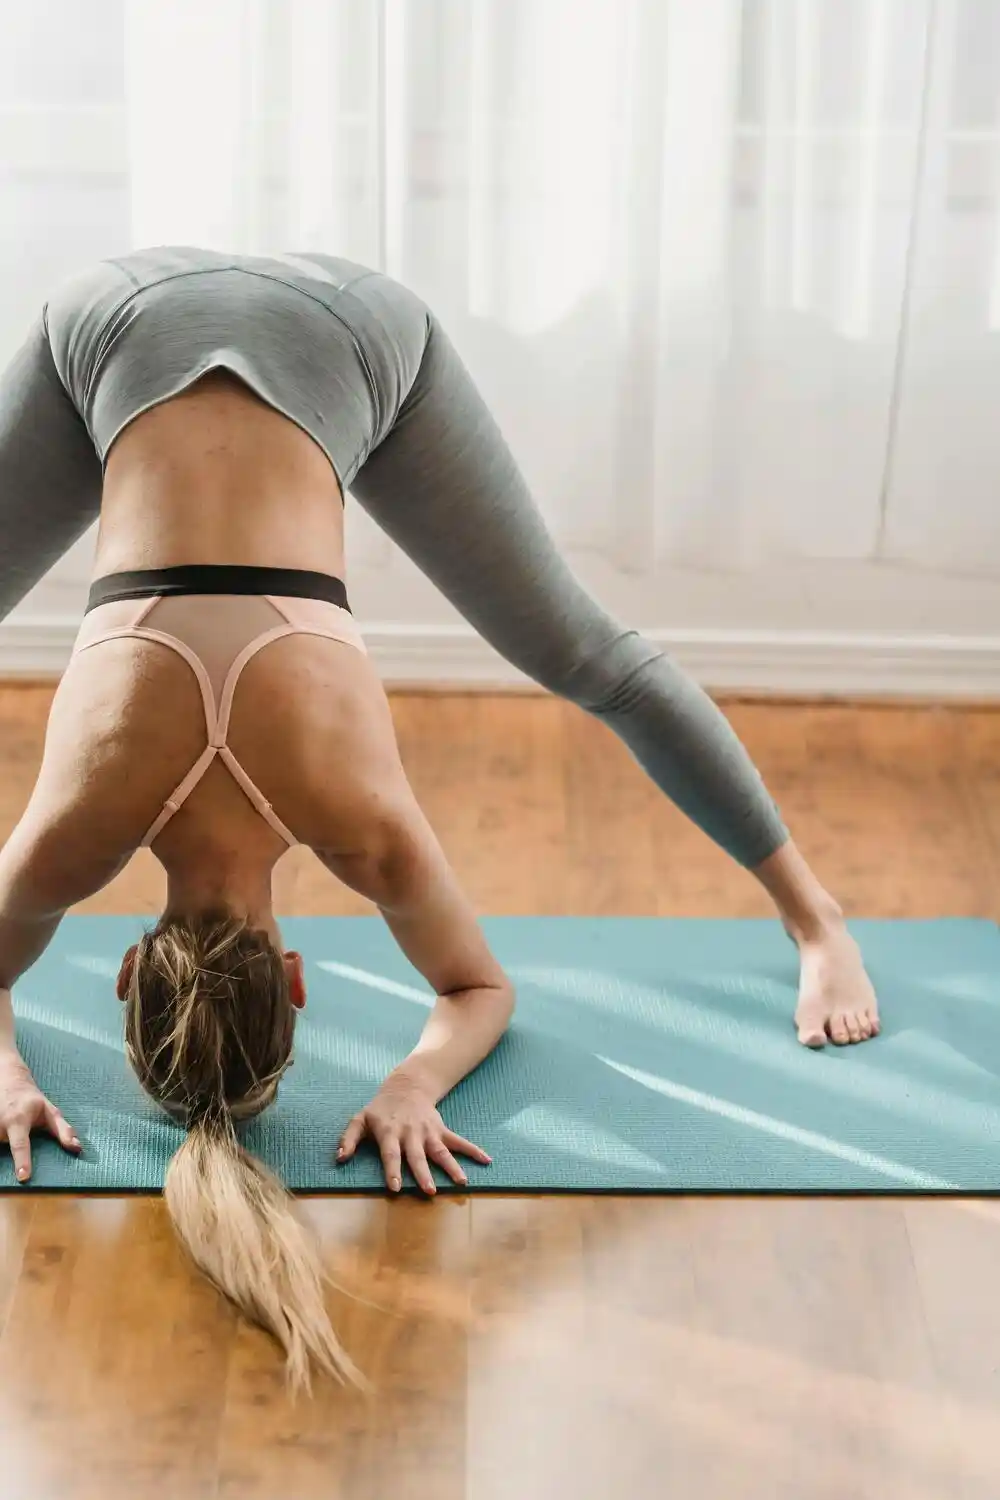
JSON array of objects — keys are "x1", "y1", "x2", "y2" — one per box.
[{"x1": 2, "y1": 915, "x2": 999, "y2": 1193}]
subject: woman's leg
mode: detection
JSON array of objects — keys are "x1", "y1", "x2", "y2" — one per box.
[
  {"x1": 0, "y1": 316, "x2": 103, "y2": 623},
  {"x1": 353, "y1": 312, "x2": 786, "y2": 870},
  {"x1": 351, "y1": 309, "x2": 879, "y2": 1047}
]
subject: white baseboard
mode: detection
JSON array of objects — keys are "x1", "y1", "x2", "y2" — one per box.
[
  {"x1": 3, "y1": 616, "x2": 1000, "y2": 698},
  {"x1": 0, "y1": 618, "x2": 82, "y2": 678}
]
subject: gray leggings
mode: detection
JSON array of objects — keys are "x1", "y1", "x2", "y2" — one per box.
[{"x1": 0, "y1": 255, "x2": 787, "y2": 868}]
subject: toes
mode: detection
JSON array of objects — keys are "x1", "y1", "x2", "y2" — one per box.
[
  {"x1": 796, "y1": 1015, "x2": 827, "y2": 1048},
  {"x1": 828, "y1": 1015, "x2": 851, "y2": 1045},
  {"x1": 798, "y1": 1008, "x2": 880, "y2": 1048}
]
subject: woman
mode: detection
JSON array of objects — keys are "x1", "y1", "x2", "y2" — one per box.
[{"x1": 0, "y1": 247, "x2": 878, "y2": 1392}]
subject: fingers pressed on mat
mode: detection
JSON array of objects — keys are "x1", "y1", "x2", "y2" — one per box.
[
  {"x1": 337, "y1": 1114, "x2": 366, "y2": 1161},
  {"x1": 6, "y1": 1125, "x2": 31, "y2": 1182},
  {"x1": 443, "y1": 1130, "x2": 492, "y2": 1163},
  {"x1": 426, "y1": 1139, "x2": 467, "y2": 1186},
  {"x1": 45, "y1": 1103, "x2": 81, "y2": 1152},
  {"x1": 377, "y1": 1134, "x2": 403, "y2": 1192},
  {"x1": 403, "y1": 1130, "x2": 436, "y2": 1195}
]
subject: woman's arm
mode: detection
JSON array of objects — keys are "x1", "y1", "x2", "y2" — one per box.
[
  {"x1": 0, "y1": 816, "x2": 131, "y2": 1176},
  {"x1": 0, "y1": 815, "x2": 124, "y2": 1179},
  {"x1": 0, "y1": 910, "x2": 65, "y2": 1054},
  {"x1": 0, "y1": 814, "x2": 133, "y2": 1055},
  {"x1": 320, "y1": 819, "x2": 516, "y2": 1103},
  {"x1": 320, "y1": 819, "x2": 511, "y2": 1193},
  {"x1": 377, "y1": 856, "x2": 516, "y2": 1103}
]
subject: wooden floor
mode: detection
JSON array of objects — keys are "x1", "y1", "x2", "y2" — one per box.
[{"x1": 2, "y1": 685, "x2": 1000, "y2": 1499}]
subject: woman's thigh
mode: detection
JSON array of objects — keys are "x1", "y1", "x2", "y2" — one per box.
[{"x1": 0, "y1": 318, "x2": 103, "y2": 622}]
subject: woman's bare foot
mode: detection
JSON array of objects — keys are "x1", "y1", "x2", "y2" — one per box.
[
  {"x1": 792, "y1": 922, "x2": 881, "y2": 1048},
  {"x1": 751, "y1": 838, "x2": 881, "y2": 1048}
]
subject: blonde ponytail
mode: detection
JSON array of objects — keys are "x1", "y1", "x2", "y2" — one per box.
[
  {"x1": 164, "y1": 1113, "x2": 370, "y2": 1395},
  {"x1": 125, "y1": 910, "x2": 372, "y2": 1397}
]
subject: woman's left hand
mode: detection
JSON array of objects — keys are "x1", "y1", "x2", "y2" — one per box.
[{"x1": 336, "y1": 1074, "x2": 492, "y2": 1195}]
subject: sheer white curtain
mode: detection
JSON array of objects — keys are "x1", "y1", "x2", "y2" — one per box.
[{"x1": 2, "y1": 0, "x2": 1000, "y2": 593}]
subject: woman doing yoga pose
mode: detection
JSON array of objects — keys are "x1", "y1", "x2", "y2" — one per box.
[{"x1": 0, "y1": 247, "x2": 879, "y2": 1390}]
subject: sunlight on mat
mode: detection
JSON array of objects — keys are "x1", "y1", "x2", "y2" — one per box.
[{"x1": 3, "y1": 916, "x2": 999, "y2": 1193}]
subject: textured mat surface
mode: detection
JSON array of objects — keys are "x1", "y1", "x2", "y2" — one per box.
[{"x1": 2, "y1": 915, "x2": 999, "y2": 1193}]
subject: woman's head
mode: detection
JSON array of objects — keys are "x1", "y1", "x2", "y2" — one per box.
[
  {"x1": 118, "y1": 910, "x2": 368, "y2": 1395},
  {"x1": 119, "y1": 909, "x2": 302, "y2": 1124}
]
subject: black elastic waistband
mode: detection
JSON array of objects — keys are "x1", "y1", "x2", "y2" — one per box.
[{"x1": 86, "y1": 564, "x2": 351, "y2": 614}]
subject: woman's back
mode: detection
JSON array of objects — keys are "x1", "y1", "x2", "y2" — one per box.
[
  {"x1": 44, "y1": 244, "x2": 427, "y2": 573},
  {"x1": 6, "y1": 247, "x2": 440, "y2": 891},
  {"x1": 97, "y1": 368, "x2": 347, "y2": 578}
]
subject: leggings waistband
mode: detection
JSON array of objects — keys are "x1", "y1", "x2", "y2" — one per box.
[{"x1": 86, "y1": 564, "x2": 351, "y2": 613}]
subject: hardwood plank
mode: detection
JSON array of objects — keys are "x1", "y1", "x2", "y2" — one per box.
[
  {"x1": 0, "y1": 1197, "x2": 35, "y2": 1341},
  {"x1": 465, "y1": 1189, "x2": 980, "y2": 1500},
  {"x1": 902, "y1": 1198, "x2": 1000, "y2": 1499},
  {"x1": 954, "y1": 708, "x2": 1000, "y2": 908},
  {"x1": 218, "y1": 1196, "x2": 471, "y2": 1500},
  {"x1": 563, "y1": 703, "x2": 663, "y2": 915},
  {"x1": 468, "y1": 1194, "x2": 705, "y2": 1497},
  {"x1": 470, "y1": 696, "x2": 567, "y2": 915},
  {"x1": 0, "y1": 1198, "x2": 234, "y2": 1500},
  {"x1": 676, "y1": 1195, "x2": 961, "y2": 1500}
]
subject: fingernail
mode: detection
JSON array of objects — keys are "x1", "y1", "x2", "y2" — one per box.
[
  {"x1": 16, "y1": 1167, "x2": 27, "y2": 1182},
  {"x1": 71, "y1": 1136, "x2": 81, "y2": 1148},
  {"x1": 336, "y1": 1147, "x2": 345, "y2": 1159},
  {"x1": 390, "y1": 1177, "x2": 400, "y2": 1192}
]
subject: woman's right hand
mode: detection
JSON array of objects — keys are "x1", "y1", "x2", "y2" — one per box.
[
  {"x1": 337, "y1": 1072, "x2": 491, "y2": 1194},
  {"x1": 0, "y1": 1051, "x2": 81, "y2": 1182}
]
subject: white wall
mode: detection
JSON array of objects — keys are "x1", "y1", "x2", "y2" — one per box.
[{"x1": 3, "y1": 0, "x2": 1000, "y2": 697}]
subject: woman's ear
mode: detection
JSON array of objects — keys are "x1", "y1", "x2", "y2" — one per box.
[
  {"x1": 284, "y1": 951, "x2": 306, "y2": 1009},
  {"x1": 117, "y1": 945, "x2": 137, "y2": 1001}
]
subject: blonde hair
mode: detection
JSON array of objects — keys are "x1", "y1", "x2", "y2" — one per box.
[{"x1": 123, "y1": 910, "x2": 369, "y2": 1396}]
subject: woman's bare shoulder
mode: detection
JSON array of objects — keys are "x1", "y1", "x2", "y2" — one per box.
[
  {"x1": 19, "y1": 635, "x2": 206, "y2": 864},
  {"x1": 231, "y1": 633, "x2": 421, "y2": 854}
]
